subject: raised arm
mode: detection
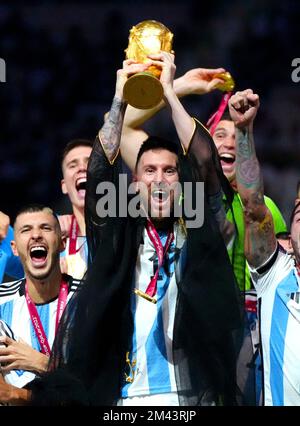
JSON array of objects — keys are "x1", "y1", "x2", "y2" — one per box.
[
  {"x1": 98, "y1": 61, "x2": 151, "y2": 164},
  {"x1": 121, "y1": 65, "x2": 227, "y2": 171},
  {"x1": 150, "y1": 52, "x2": 196, "y2": 151},
  {"x1": 150, "y1": 53, "x2": 231, "y2": 233},
  {"x1": 85, "y1": 61, "x2": 151, "y2": 260},
  {"x1": 229, "y1": 89, "x2": 277, "y2": 268},
  {"x1": 129, "y1": 52, "x2": 223, "y2": 195}
]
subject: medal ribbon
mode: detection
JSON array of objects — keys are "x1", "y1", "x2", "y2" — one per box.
[
  {"x1": 25, "y1": 279, "x2": 69, "y2": 356},
  {"x1": 144, "y1": 220, "x2": 174, "y2": 298},
  {"x1": 68, "y1": 215, "x2": 80, "y2": 255},
  {"x1": 206, "y1": 92, "x2": 232, "y2": 136}
]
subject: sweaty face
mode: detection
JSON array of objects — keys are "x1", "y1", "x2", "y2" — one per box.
[
  {"x1": 135, "y1": 149, "x2": 179, "y2": 221},
  {"x1": 213, "y1": 120, "x2": 236, "y2": 184},
  {"x1": 61, "y1": 146, "x2": 92, "y2": 211},
  {"x1": 11, "y1": 211, "x2": 64, "y2": 281},
  {"x1": 290, "y1": 206, "x2": 300, "y2": 263}
]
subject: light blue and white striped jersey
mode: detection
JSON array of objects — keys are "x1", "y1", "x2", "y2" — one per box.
[
  {"x1": 60, "y1": 236, "x2": 88, "y2": 280},
  {"x1": 0, "y1": 275, "x2": 81, "y2": 388},
  {"x1": 121, "y1": 227, "x2": 181, "y2": 399},
  {"x1": 249, "y1": 245, "x2": 300, "y2": 406}
]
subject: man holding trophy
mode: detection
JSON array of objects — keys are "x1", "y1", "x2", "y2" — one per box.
[
  {"x1": 24, "y1": 20, "x2": 242, "y2": 407},
  {"x1": 120, "y1": 21, "x2": 234, "y2": 172}
]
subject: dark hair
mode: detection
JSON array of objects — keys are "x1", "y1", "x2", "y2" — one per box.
[
  {"x1": 61, "y1": 139, "x2": 93, "y2": 168},
  {"x1": 218, "y1": 109, "x2": 233, "y2": 123},
  {"x1": 135, "y1": 136, "x2": 179, "y2": 172},
  {"x1": 14, "y1": 204, "x2": 59, "y2": 227},
  {"x1": 276, "y1": 231, "x2": 290, "y2": 240},
  {"x1": 290, "y1": 201, "x2": 300, "y2": 227},
  {"x1": 207, "y1": 107, "x2": 233, "y2": 134}
]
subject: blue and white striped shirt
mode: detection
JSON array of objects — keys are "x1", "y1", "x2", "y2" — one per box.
[
  {"x1": 0, "y1": 276, "x2": 81, "y2": 388},
  {"x1": 249, "y1": 246, "x2": 300, "y2": 406},
  {"x1": 121, "y1": 226, "x2": 183, "y2": 399}
]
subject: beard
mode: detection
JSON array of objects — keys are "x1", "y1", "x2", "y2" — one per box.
[
  {"x1": 137, "y1": 184, "x2": 180, "y2": 230},
  {"x1": 150, "y1": 216, "x2": 176, "y2": 231}
]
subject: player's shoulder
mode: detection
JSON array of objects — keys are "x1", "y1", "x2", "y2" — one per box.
[
  {"x1": 69, "y1": 278, "x2": 82, "y2": 292},
  {"x1": 0, "y1": 278, "x2": 23, "y2": 301},
  {"x1": 62, "y1": 274, "x2": 83, "y2": 293}
]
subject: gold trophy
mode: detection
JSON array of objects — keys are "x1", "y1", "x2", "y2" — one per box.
[{"x1": 123, "y1": 20, "x2": 174, "y2": 109}]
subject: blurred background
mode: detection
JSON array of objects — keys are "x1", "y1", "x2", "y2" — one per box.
[{"x1": 1, "y1": 0, "x2": 299, "y2": 223}]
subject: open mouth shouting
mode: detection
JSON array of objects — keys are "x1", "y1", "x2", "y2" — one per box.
[
  {"x1": 149, "y1": 185, "x2": 173, "y2": 217},
  {"x1": 75, "y1": 177, "x2": 87, "y2": 200},
  {"x1": 219, "y1": 153, "x2": 236, "y2": 174},
  {"x1": 29, "y1": 245, "x2": 48, "y2": 268},
  {"x1": 151, "y1": 188, "x2": 169, "y2": 203}
]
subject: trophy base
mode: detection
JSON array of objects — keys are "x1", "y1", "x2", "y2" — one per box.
[{"x1": 123, "y1": 72, "x2": 163, "y2": 109}]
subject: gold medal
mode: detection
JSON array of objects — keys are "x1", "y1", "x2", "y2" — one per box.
[
  {"x1": 215, "y1": 71, "x2": 235, "y2": 92},
  {"x1": 66, "y1": 254, "x2": 87, "y2": 280},
  {"x1": 133, "y1": 288, "x2": 157, "y2": 304}
]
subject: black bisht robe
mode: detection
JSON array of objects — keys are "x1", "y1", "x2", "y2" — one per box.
[{"x1": 30, "y1": 122, "x2": 244, "y2": 406}]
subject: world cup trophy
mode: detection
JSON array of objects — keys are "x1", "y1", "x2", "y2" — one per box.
[{"x1": 123, "y1": 20, "x2": 174, "y2": 109}]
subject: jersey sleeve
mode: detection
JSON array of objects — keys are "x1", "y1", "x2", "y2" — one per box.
[{"x1": 247, "y1": 245, "x2": 292, "y2": 298}]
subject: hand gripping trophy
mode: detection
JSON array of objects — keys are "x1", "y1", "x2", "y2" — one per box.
[{"x1": 123, "y1": 20, "x2": 174, "y2": 109}]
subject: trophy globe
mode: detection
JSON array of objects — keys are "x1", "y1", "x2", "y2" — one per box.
[{"x1": 123, "y1": 20, "x2": 174, "y2": 109}]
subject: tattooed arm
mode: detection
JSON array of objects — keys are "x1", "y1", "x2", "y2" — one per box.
[
  {"x1": 85, "y1": 61, "x2": 152, "y2": 258},
  {"x1": 98, "y1": 61, "x2": 151, "y2": 164},
  {"x1": 229, "y1": 89, "x2": 277, "y2": 268}
]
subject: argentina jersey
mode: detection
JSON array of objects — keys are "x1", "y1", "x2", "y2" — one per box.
[
  {"x1": 0, "y1": 276, "x2": 81, "y2": 388},
  {"x1": 249, "y1": 246, "x2": 300, "y2": 405},
  {"x1": 121, "y1": 228, "x2": 178, "y2": 399}
]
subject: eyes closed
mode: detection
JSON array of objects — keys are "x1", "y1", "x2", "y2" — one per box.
[{"x1": 19, "y1": 224, "x2": 54, "y2": 234}]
